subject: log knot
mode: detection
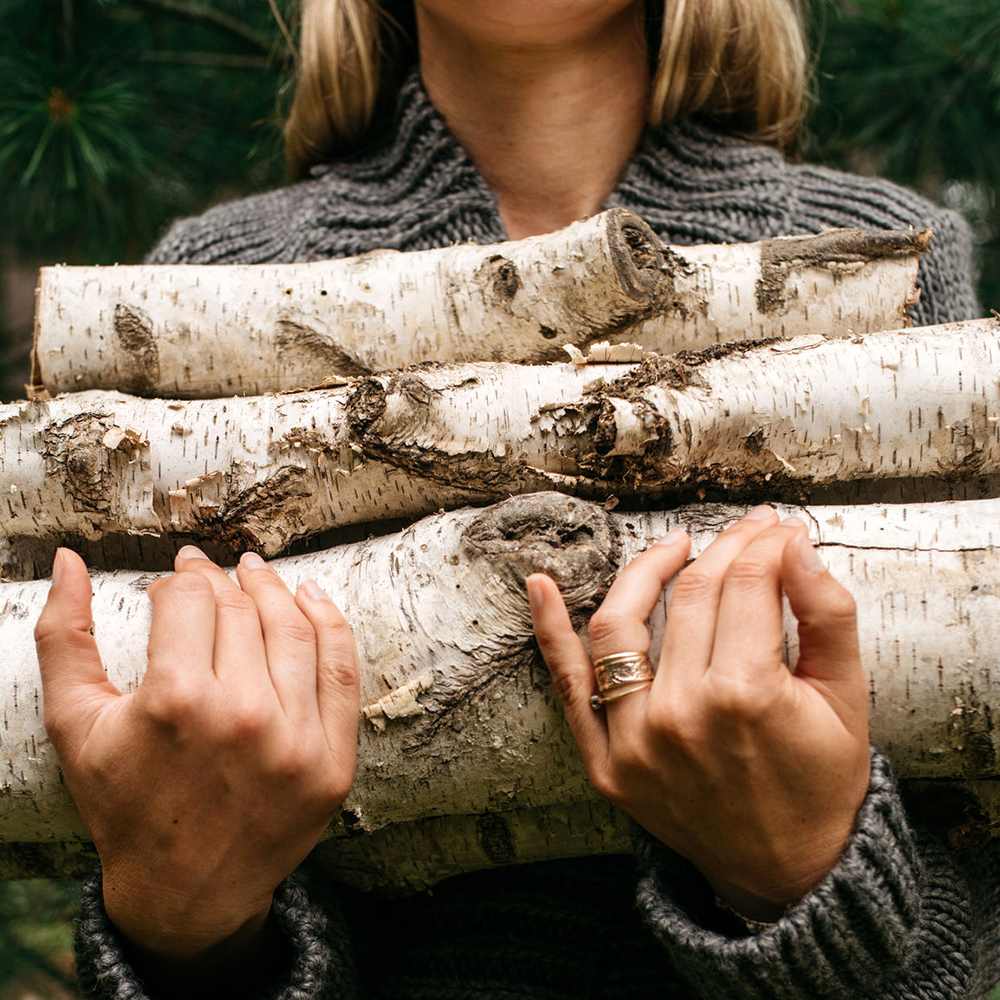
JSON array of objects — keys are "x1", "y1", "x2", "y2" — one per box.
[
  {"x1": 114, "y1": 304, "x2": 160, "y2": 395},
  {"x1": 461, "y1": 493, "x2": 621, "y2": 621}
]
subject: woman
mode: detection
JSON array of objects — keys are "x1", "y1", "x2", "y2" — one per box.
[{"x1": 36, "y1": 1, "x2": 995, "y2": 997}]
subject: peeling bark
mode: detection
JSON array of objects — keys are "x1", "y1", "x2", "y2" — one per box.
[
  {"x1": 31, "y1": 216, "x2": 926, "y2": 398},
  {"x1": 6, "y1": 320, "x2": 1000, "y2": 564},
  {"x1": 2, "y1": 493, "x2": 1000, "y2": 884}
]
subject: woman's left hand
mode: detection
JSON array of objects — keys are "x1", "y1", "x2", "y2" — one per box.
[{"x1": 528, "y1": 507, "x2": 871, "y2": 921}]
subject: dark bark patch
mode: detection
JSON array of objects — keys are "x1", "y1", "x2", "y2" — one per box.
[
  {"x1": 41, "y1": 413, "x2": 143, "y2": 515},
  {"x1": 476, "y1": 814, "x2": 516, "y2": 864},
  {"x1": 114, "y1": 304, "x2": 160, "y2": 395},
  {"x1": 461, "y1": 492, "x2": 620, "y2": 621},
  {"x1": 212, "y1": 466, "x2": 313, "y2": 551},
  {"x1": 276, "y1": 319, "x2": 372, "y2": 379},
  {"x1": 479, "y1": 254, "x2": 522, "y2": 303},
  {"x1": 605, "y1": 208, "x2": 670, "y2": 302},
  {"x1": 756, "y1": 228, "x2": 930, "y2": 316}
]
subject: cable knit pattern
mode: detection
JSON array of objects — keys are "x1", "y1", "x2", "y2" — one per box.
[
  {"x1": 75, "y1": 867, "x2": 357, "y2": 1000},
  {"x1": 146, "y1": 72, "x2": 978, "y2": 328},
  {"x1": 73, "y1": 67, "x2": 997, "y2": 1000}
]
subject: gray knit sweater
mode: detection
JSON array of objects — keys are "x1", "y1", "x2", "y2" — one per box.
[{"x1": 75, "y1": 72, "x2": 996, "y2": 1000}]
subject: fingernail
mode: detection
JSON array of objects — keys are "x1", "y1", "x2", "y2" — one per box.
[
  {"x1": 178, "y1": 545, "x2": 209, "y2": 560},
  {"x1": 301, "y1": 579, "x2": 329, "y2": 601},
  {"x1": 796, "y1": 534, "x2": 827, "y2": 573},
  {"x1": 526, "y1": 577, "x2": 544, "y2": 611},
  {"x1": 655, "y1": 528, "x2": 687, "y2": 545},
  {"x1": 240, "y1": 552, "x2": 268, "y2": 570},
  {"x1": 51, "y1": 549, "x2": 65, "y2": 587},
  {"x1": 744, "y1": 504, "x2": 775, "y2": 520},
  {"x1": 781, "y1": 516, "x2": 806, "y2": 528}
]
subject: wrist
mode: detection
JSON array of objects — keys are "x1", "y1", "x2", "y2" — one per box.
[{"x1": 102, "y1": 867, "x2": 274, "y2": 961}]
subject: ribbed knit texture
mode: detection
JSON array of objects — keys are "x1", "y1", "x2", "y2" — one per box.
[
  {"x1": 73, "y1": 69, "x2": 996, "y2": 1000},
  {"x1": 75, "y1": 868, "x2": 356, "y2": 1000},
  {"x1": 633, "y1": 751, "x2": 1000, "y2": 999},
  {"x1": 146, "y1": 72, "x2": 979, "y2": 328}
]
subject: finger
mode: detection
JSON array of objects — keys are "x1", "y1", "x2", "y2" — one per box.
[
  {"x1": 782, "y1": 532, "x2": 865, "y2": 697},
  {"x1": 586, "y1": 529, "x2": 692, "y2": 662},
  {"x1": 659, "y1": 505, "x2": 779, "y2": 680},
  {"x1": 144, "y1": 567, "x2": 219, "y2": 696},
  {"x1": 169, "y1": 547, "x2": 269, "y2": 689},
  {"x1": 527, "y1": 573, "x2": 609, "y2": 779},
  {"x1": 34, "y1": 549, "x2": 118, "y2": 750},
  {"x1": 237, "y1": 552, "x2": 319, "y2": 721},
  {"x1": 295, "y1": 580, "x2": 360, "y2": 769},
  {"x1": 707, "y1": 519, "x2": 804, "y2": 684}
]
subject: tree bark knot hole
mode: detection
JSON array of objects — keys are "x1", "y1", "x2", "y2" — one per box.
[
  {"x1": 462, "y1": 493, "x2": 621, "y2": 618},
  {"x1": 607, "y1": 209, "x2": 670, "y2": 301}
]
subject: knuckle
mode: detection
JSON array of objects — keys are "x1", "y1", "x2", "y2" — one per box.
[
  {"x1": 710, "y1": 675, "x2": 770, "y2": 719},
  {"x1": 272, "y1": 617, "x2": 318, "y2": 648},
  {"x1": 824, "y1": 587, "x2": 858, "y2": 624},
  {"x1": 165, "y1": 572, "x2": 215, "y2": 601},
  {"x1": 144, "y1": 681, "x2": 206, "y2": 727},
  {"x1": 34, "y1": 623, "x2": 90, "y2": 660},
  {"x1": 725, "y1": 556, "x2": 773, "y2": 588},
  {"x1": 549, "y1": 668, "x2": 588, "y2": 713},
  {"x1": 670, "y1": 568, "x2": 718, "y2": 607},
  {"x1": 222, "y1": 702, "x2": 272, "y2": 745},
  {"x1": 588, "y1": 607, "x2": 633, "y2": 647},
  {"x1": 213, "y1": 588, "x2": 257, "y2": 617}
]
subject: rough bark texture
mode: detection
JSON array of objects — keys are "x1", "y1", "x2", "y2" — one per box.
[
  {"x1": 30, "y1": 218, "x2": 926, "y2": 398},
  {"x1": 2, "y1": 493, "x2": 999, "y2": 886},
  {"x1": 5, "y1": 319, "x2": 1000, "y2": 570}
]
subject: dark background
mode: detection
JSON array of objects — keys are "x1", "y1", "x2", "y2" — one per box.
[{"x1": 1, "y1": 1, "x2": 999, "y2": 996}]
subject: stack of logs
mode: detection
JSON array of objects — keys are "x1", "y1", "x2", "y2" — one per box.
[{"x1": 2, "y1": 208, "x2": 999, "y2": 889}]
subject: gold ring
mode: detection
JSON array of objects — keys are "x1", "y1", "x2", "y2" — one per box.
[
  {"x1": 593, "y1": 651, "x2": 654, "y2": 693},
  {"x1": 590, "y1": 679, "x2": 653, "y2": 710}
]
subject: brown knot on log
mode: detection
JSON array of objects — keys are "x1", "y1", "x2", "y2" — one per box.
[{"x1": 461, "y1": 492, "x2": 621, "y2": 624}]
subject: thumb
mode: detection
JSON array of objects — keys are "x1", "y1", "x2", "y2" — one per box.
[
  {"x1": 34, "y1": 549, "x2": 119, "y2": 753},
  {"x1": 527, "y1": 573, "x2": 609, "y2": 775},
  {"x1": 782, "y1": 531, "x2": 864, "y2": 691}
]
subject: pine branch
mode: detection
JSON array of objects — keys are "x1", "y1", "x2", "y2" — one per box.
[
  {"x1": 138, "y1": 50, "x2": 271, "y2": 69},
  {"x1": 124, "y1": 0, "x2": 273, "y2": 55}
]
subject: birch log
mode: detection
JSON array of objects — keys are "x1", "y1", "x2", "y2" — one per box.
[
  {"x1": 5, "y1": 320, "x2": 1000, "y2": 562},
  {"x1": 2, "y1": 493, "x2": 999, "y2": 885},
  {"x1": 30, "y1": 214, "x2": 927, "y2": 398}
]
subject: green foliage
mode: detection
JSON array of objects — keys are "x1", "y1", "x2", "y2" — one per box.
[
  {"x1": 806, "y1": 0, "x2": 1000, "y2": 310},
  {"x1": 0, "y1": 880, "x2": 78, "y2": 998},
  {"x1": 0, "y1": 0, "x2": 290, "y2": 264}
]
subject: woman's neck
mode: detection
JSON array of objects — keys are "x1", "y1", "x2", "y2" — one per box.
[{"x1": 415, "y1": 3, "x2": 650, "y2": 240}]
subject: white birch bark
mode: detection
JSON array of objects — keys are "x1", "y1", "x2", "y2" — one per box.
[
  {"x1": 2, "y1": 493, "x2": 999, "y2": 885},
  {"x1": 31, "y1": 217, "x2": 926, "y2": 398},
  {"x1": 5, "y1": 320, "x2": 1000, "y2": 559}
]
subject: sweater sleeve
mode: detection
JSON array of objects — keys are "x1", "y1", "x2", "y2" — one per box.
[
  {"x1": 633, "y1": 750, "x2": 1000, "y2": 999},
  {"x1": 73, "y1": 867, "x2": 358, "y2": 1000}
]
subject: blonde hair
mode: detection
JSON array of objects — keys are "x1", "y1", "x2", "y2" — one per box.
[{"x1": 284, "y1": 0, "x2": 807, "y2": 179}]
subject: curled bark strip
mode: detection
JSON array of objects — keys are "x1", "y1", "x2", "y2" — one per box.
[
  {"x1": 3, "y1": 493, "x2": 1000, "y2": 883},
  {"x1": 7, "y1": 320, "x2": 1000, "y2": 557},
  {"x1": 31, "y1": 216, "x2": 925, "y2": 397}
]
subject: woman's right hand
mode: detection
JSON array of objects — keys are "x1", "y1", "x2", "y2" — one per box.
[{"x1": 34, "y1": 546, "x2": 359, "y2": 963}]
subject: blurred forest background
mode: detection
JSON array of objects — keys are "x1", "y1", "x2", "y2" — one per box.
[{"x1": 2, "y1": 0, "x2": 1000, "y2": 996}]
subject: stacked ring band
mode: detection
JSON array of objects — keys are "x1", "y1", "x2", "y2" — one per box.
[{"x1": 590, "y1": 651, "x2": 654, "y2": 710}]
